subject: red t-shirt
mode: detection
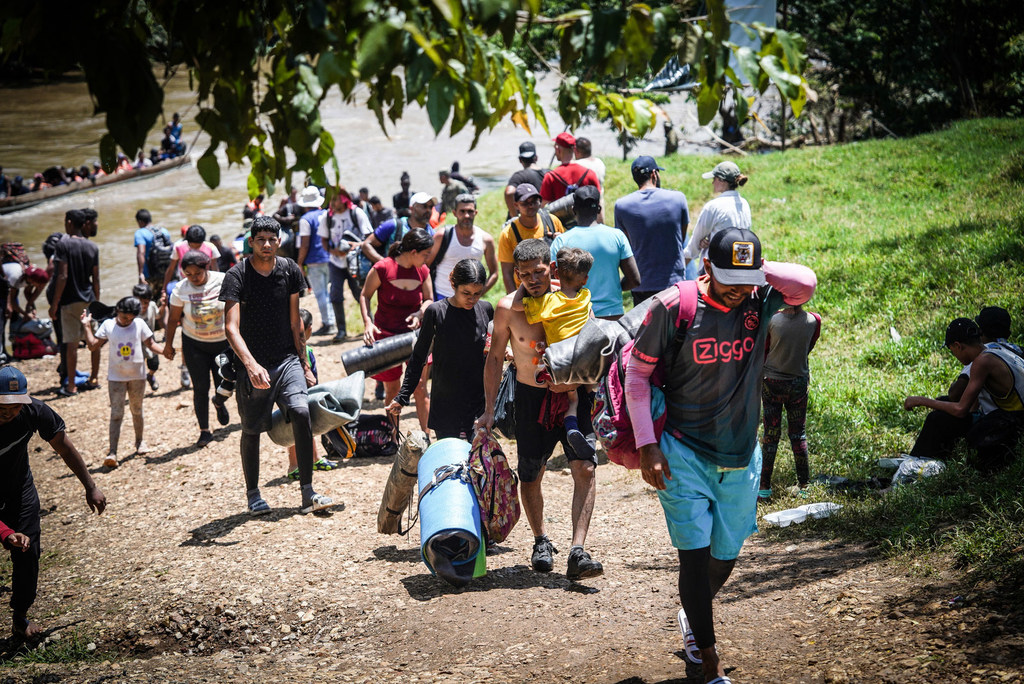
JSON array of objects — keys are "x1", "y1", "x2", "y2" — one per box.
[
  {"x1": 371, "y1": 257, "x2": 428, "y2": 334},
  {"x1": 540, "y1": 162, "x2": 602, "y2": 203}
]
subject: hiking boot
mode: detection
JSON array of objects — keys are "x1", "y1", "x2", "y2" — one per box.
[
  {"x1": 531, "y1": 537, "x2": 558, "y2": 572},
  {"x1": 566, "y1": 547, "x2": 603, "y2": 581}
]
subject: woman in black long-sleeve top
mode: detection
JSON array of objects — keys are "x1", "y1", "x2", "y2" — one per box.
[{"x1": 387, "y1": 259, "x2": 492, "y2": 440}]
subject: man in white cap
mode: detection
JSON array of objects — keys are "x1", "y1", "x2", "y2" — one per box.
[
  {"x1": 0, "y1": 364, "x2": 106, "y2": 639},
  {"x1": 295, "y1": 186, "x2": 336, "y2": 336},
  {"x1": 362, "y1": 191, "x2": 435, "y2": 264},
  {"x1": 625, "y1": 228, "x2": 816, "y2": 684}
]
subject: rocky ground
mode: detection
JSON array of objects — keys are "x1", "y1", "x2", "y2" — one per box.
[{"x1": 2, "y1": 333, "x2": 1023, "y2": 683}]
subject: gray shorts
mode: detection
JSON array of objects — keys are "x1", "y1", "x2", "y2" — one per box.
[
  {"x1": 60, "y1": 301, "x2": 89, "y2": 344},
  {"x1": 234, "y1": 356, "x2": 308, "y2": 435}
]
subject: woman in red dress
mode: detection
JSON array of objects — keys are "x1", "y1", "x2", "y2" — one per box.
[{"x1": 358, "y1": 228, "x2": 434, "y2": 431}]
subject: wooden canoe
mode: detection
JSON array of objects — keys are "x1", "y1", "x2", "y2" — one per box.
[{"x1": 0, "y1": 155, "x2": 192, "y2": 215}]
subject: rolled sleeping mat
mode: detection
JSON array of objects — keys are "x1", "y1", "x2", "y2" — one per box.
[
  {"x1": 417, "y1": 438, "x2": 486, "y2": 587},
  {"x1": 545, "y1": 193, "x2": 575, "y2": 221},
  {"x1": 543, "y1": 317, "x2": 631, "y2": 386},
  {"x1": 341, "y1": 330, "x2": 418, "y2": 377},
  {"x1": 617, "y1": 293, "x2": 660, "y2": 338},
  {"x1": 377, "y1": 429, "x2": 429, "y2": 534},
  {"x1": 268, "y1": 371, "x2": 365, "y2": 446}
]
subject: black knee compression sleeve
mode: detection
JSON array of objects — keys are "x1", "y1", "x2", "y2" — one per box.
[{"x1": 677, "y1": 547, "x2": 716, "y2": 649}]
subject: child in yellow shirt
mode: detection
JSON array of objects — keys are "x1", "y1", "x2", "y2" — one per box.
[{"x1": 515, "y1": 247, "x2": 595, "y2": 457}]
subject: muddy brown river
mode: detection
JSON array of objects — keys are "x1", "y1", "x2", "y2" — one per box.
[{"x1": 0, "y1": 71, "x2": 708, "y2": 298}]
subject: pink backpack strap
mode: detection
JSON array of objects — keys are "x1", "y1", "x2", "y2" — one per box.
[{"x1": 673, "y1": 280, "x2": 699, "y2": 330}]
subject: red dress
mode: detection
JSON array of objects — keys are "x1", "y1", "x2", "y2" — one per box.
[{"x1": 371, "y1": 257, "x2": 428, "y2": 381}]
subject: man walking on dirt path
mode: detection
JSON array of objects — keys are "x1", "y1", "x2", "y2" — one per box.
[
  {"x1": 476, "y1": 238, "x2": 603, "y2": 581},
  {"x1": 0, "y1": 365, "x2": 106, "y2": 640},
  {"x1": 625, "y1": 228, "x2": 816, "y2": 683},
  {"x1": 220, "y1": 216, "x2": 334, "y2": 516}
]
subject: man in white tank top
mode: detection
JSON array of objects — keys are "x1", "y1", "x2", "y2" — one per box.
[{"x1": 428, "y1": 194, "x2": 499, "y2": 299}]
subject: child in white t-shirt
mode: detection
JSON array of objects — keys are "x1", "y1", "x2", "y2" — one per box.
[{"x1": 82, "y1": 296, "x2": 164, "y2": 468}]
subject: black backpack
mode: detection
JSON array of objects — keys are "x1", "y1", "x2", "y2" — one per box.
[
  {"x1": 146, "y1": 226, "x2": 174, "y2": 280},
  {"x1": 350, "y1": 414, "x2": 399, "y2": 457}
]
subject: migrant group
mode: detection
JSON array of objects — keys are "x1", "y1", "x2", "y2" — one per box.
[
  {"x1": 0, "y1": 114, "x2": 187, "y2": 199},
  {"x1": 3, "y1": 132, "x2": 1022, "y2": 684}
]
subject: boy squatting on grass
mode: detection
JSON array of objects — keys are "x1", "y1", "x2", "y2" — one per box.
[
  {"x1": 0, "y1": 365, "x2": 107, "y2": 639},
  {"x1": 511, "y1": 246, "x2": 597, "y2": 461},
  {"x1": 82, "y1": 296, "x2": 164, "y2": 468}
]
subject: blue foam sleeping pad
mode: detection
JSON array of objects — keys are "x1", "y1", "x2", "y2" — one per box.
[
  {"x1": 417, "y1": 438, "x2": 485, "y2": 587},
  {"x1": 267, "y1": 371, "x2": 365, "y2": 447}
]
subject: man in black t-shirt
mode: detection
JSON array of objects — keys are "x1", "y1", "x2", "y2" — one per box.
[
  {"x1": 47, "y1": 211, "x2": 100, "y2": 396},
  {"x1": 220, "y1": 217, "x2": 334, "y2": 516},
  {"x1": 503, "y1": 141, "x2": 548, "y2": 219},
  {"x1": 0, "y1": 365, "x2": 106, "y2": 639}
]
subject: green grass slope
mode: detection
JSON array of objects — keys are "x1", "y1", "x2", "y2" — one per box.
[{"x1": 473, "y1": 118, "x2": 1024, "y2": 582}]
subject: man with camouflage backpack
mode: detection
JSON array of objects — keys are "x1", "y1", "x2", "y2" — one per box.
[{"x1": 133, "y1": 209, "x2": 172, "y2": 304}]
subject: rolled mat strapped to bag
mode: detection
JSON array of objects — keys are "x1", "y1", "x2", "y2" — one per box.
[
  {"x1": 268, "y1": 372, "x2": 365, "y2": 446},
  {"x1": 541, "y1": 317, "x2": 630, "y2": 386},
  {"x1": 341, "y1": 331, "x2": 418, "y2": 377},
  {"x1": 417, "y1": 438, "x2": 486, "y2": 587},
  {"x1": 377, "y1": 429, "x2": 429, "y2": 534}
]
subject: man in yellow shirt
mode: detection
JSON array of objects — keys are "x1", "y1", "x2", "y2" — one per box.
[{"x1": 498, "y1": 183, "x2": 564, "y2": 292}]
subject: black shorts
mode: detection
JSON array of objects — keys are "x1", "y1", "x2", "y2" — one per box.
[
  {"x1": 234, "y1": 356, "x2": 308, "y2": 435},
  {"x1": 513, "y1": 381, "x2": 595, "y2": 483}
]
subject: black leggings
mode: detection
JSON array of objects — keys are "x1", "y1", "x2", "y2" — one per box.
[{"x1": 182, "y1": 336, "x2": 229, "y2": 431}]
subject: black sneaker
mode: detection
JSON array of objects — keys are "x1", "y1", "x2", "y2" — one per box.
[
  {"x1": 215, "y1": 400, "x2": 229, "y2": 426},
  {"x1": 567, "y1": 429, "x2": 596, "y2": 461},
  {"x1": 566, "y1": 547, "x2": 604, "y2": 581},
  {"x1": 374, "y1": 381, "x2": 385, "y2": 401},
  {"x1": 531, "y1": 537, "x2": 558, "y2": 572}
]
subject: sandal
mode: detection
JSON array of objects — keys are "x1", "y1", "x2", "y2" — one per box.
[
  {"x1": 300, "y1": 492, "x2": 334, "y2": 514},
  {"x1": 82, "y1": 379, "x2": 100, "y2": 391},
  {"x1": 313, "y1": 457, "x2": 339, "y2": 471},
  {"x1": 56, "y1": 386, "x2": 77, "y2": 397},
  {"x1": 248, "y1": 498, "x2": 271, "y2": 516},
  {"x1": 677, "y1": 607, "x2": 702, "y2": 664}
]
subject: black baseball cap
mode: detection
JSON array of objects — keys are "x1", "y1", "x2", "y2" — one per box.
[
  {"x1": 945, "y1": 318, "x2": 981, "y2": 346},
  {"x1": 518, "y1": 142, "x2": 537, "y2": 160},
  {"x1": 573, "y1": 185, "x2": 600, "y2": 209},
  {"x1": 707, "y1": 228, "x2": 765, "y2": 287}
]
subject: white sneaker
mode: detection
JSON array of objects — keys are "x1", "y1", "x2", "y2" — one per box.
[{"x1": 180, "y1": 366, "x2": 191, "y2": 388}]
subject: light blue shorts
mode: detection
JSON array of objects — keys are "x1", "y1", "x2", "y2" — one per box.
[{"x1": 656, "y1": 433, "x2": 761, "y2": 561}]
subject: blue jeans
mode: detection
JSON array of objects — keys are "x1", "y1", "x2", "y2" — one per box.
[{"x1": 305, "y1": 262, "x2": 334, "y2": 327}]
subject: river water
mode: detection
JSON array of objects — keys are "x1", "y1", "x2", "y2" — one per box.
[{"x1": 0, "y1": 71, "x2": 710, "y2": 298}]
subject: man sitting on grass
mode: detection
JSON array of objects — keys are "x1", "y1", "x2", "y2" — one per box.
[{"x1": 904, "y1": 317, "x2": 1024, "y2": 472}]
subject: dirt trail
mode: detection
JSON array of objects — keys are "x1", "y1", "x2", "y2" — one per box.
[{"x1": 2, "y1": 341, "x2": 1022, "y2": 683}]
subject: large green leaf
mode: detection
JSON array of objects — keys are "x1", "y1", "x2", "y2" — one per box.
[
  {"x1": 732, "y1": 45, "x2": 761, "y2": 86},
  {"x1": 759, "y1": 54, "x2": 803, "y2": 100},
  {"x1": 356, "y1": 22, "x2": 398, "y2": 77},
  {"x1": 697, "y1": 81, "x2": 723, "y2": 126},
  {"x1": 197, "y1": 149, "x2": 221, "y2": 190},
  {"x1": 426, "y1": 75, "x2": 455, "y2": 134}
]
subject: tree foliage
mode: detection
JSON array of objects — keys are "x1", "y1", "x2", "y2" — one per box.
[
  {"x1": 0, "y1": 0, "x2": 810, "y2": 193},
  {"x1": 787, "y1": 0, "x2": 1024, "y2": 136}
]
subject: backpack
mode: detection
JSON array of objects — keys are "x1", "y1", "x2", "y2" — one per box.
[
  {"x1": 349, "y1": 414, "x2": 400, "y2": 457},
  {"x1": 506, "y1": 210, "x2": 557, "y2": 248},
  {"x1": 592, "y1": 280, "x2": 699, "y2": 469},
  {"x1": 467, "y1": 430, "x2": 521, "y2": 544},
  {"x1": 13, "y1": 332, "x2": 58, "y2": 360},
  {"x1": 550, "y1": 167, "x2": 591, "y2": 197},
  {"x1": 321, "y1": 424, "x2": 358, "y2": 460},
  {"x1": 146, "y1": 226, "x2": 173, "y2": 280},
  {"x1": 1, "y1": 242, "x2": 29, "y2": 268},
  {"x1": 381, "y1": 217, "x2": 410, "y2": 257}
]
